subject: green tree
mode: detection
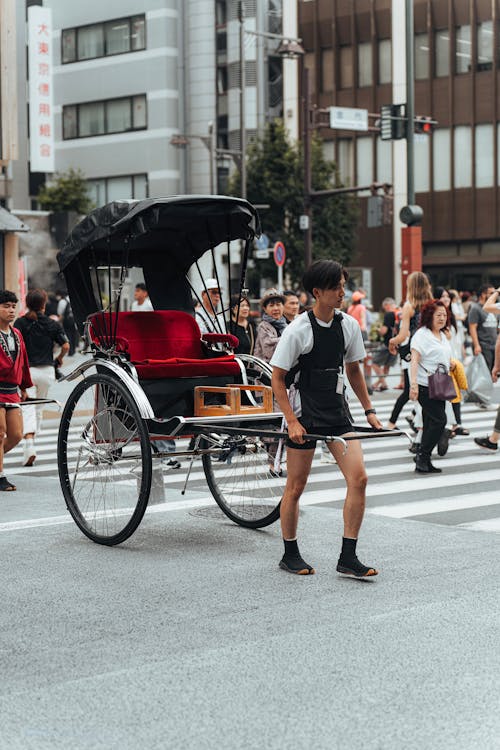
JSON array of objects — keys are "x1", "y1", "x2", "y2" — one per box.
[
  {"x1": 227, "y1": 121, "x2": 358, "y2": 288},
  {"x1": 37, "y1": 168, "x2": 94, "y2": 214}
]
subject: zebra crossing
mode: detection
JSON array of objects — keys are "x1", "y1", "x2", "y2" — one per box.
[{"x1": 4, "y1": 397, "x2": 500, "y2": 533}]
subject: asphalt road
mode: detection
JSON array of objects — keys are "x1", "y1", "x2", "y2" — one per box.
[
  {"x1": 2, "y1": 354, "x2": 500, "y2": 748},
  {"x1": 2, "y1": 495, "x2": 500, "y2": 750}
]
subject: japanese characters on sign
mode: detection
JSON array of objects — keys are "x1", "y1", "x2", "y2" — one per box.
[{"x1": 28, "y1": 6, "x2": 54, "y2": 172}]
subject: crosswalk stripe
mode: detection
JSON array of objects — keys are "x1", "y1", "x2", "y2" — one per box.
[
  {"x1": 458, "y1": 517, "x2": 500, "y2": 532},
  {"x1": 2, "y1": 394, "x2": 500, "y2": 534},
  {"x1": 366, "y1": 491, "x2": 500, "y2": 518}
]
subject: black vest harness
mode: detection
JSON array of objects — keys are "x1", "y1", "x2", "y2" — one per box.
[{"x1": 294, "y1": 310, "x2": 350, "y2": 428}]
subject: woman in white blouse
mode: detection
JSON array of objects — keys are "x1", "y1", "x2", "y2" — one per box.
[{"x1": 410, "y1": 299, "x2": 455, "y2": 474}]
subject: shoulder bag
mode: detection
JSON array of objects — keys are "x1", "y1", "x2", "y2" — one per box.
[{"x1": 427, "y1": 364, "x2": 456, "y2": 401}]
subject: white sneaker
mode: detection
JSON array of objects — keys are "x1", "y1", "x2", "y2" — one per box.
[
  {"x1": 321, "y1": 452, "x2": 336, "y2": 464},
  {"x1": 23, "y1": 439, "x2": 36, "y2": 467}
]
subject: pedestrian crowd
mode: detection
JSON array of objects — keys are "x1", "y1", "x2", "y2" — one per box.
[{"x1": 1, "y1": 267, "x2": 499, "y2": 583}]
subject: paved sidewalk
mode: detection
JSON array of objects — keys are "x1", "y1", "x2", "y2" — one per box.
[{"x1": 2, "y1": 502, "x2": 500, "y2": 749}]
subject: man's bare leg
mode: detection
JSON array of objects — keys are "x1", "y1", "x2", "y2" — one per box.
[
  {"x1": 279, "y1": 447, "x2": 315, "y2": 574},
  {"x1": 4, "y1": 409, "x2": 24, "y2": 453},
  {"x1": 0, "y1": 408, "x2": 22, "y2": 491},
  {"x1": 327, "y1": 438, "x2": 378, "y2": 578}
]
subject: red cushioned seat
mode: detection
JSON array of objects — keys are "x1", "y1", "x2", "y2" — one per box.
[{"x1": 88, "y1": 311, "x2": 241, "y2": 379}]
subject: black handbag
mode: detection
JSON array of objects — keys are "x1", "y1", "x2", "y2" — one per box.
[{"x1": 427, "y1": 364, "x2": 456, "y2": 401}]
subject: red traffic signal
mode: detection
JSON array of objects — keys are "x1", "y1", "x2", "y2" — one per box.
[{"x1": 414, "y1": 116, "x2": 435, "y2": 135}]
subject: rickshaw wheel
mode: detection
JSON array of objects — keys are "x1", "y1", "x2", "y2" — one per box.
[
  {"x1": 201, "y1": 430, "x2": 282, "y2": 528},
  {"x1": 58, "y1": 373, "x2": 152, "y2": 545}
]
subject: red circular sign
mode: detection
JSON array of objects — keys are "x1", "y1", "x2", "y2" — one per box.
[{"x1": 273, "y1": 241, "x2": 286, "y2": 267}]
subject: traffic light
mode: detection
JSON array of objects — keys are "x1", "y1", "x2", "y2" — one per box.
[
  {"x1": 380, "y1": 104, "x2": 406, "y2": 141},
  {"x1": 414, "y1": 116, "x2": 435, "y2": 135}
]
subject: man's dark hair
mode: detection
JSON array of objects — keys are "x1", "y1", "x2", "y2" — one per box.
[
  {"x1": 26, "y1": 288, "x2": 48, "y2": 313},
  {"x1": 0, "y1": 290, "x2": 18, "y2": 304},
  {"x1": 135, "y1": 283, "x2": 147, "y2": 292},
  {"x1": 478, "y1": 283, "x2": 492, "y2": 298},
  {"x1": 283, "y1": 290, "x2": 299, "y2": 299},
  {"x1": 302, "y1": 260, "x2": 348, "y2": 297}
]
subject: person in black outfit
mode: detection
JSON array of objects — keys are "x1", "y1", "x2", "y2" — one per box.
[
  {"x1": 15, "y1": 289, "x2": 69, "y2": 466},
  {"x1": 57, "y1": 291, "x2": 79, "y2": 356},
  {"x1": 229, "y1": 294, "x2": 255, "y2": 354}
]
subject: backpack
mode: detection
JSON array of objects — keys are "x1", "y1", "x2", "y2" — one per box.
[{"x1": 397, "y1": 309, "x2": 420, "y2": 362}]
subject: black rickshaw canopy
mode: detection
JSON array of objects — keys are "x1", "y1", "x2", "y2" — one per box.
[{"x1": 57, "y1": 195, "x2": 261, "y2": 329}]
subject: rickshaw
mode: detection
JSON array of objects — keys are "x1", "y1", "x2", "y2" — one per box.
[{"x1": 56, "y1": 195, "x2": 404, "y2": 546}]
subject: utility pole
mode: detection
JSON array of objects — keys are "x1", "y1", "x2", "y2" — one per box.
[
  {"x1": 302, "y1": 65, "x2": 312, "y2": 268},
  {"x1": 405, "y1": 0, "x2": 415, "y2": 206}
]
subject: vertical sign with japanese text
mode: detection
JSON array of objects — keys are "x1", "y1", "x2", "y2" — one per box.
[{"x1": 28, "y1": 5, "x2": 54, "y2": 173}]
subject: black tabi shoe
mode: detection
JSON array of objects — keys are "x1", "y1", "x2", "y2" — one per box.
[
  {"x1": 0, "y1": 476, "x2": 16, "y2": 491},
  {"x1": 336, "y1": 555, "x2": 378, "y2": 580},
  {"x1": 279, "y1": 555, "x2": 315, "y2": 575}
]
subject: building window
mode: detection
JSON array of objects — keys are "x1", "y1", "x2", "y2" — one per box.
[
  {"x1": 356, "y1": 136, "x2": 373, "y2": 188},
  {"x1": 339, "y1": 46, "x2": 353, "y2": 89},
  {"x1": 337, "y1": 139, "x2": 354, "y2": 186},
  {"x1": 62, "y1": 95, "x2": 147, "y2": 139},
  {"x1": 414, "y1": 32, "x2": 429, "y2": 79},
  {"x1": 455, "y1": 25, "x2": 472, "y2": 74},
  {"x1": 376, "y1": 137, "x2": 392, "y2": 184},
  {"x1": 477, "y1": 20, "x2": 493, "y2": 71},
  {"x1": 216, "y1": 0, "x2": 227, "y2": 26},
  {"x1": 321, "y1": 48, "x2": 334, "y2": 92},
  {"x1": 358, "y1": 42, "x2": 372, "y2": 87},
  {"x1": 496, "y1": 125, "x2": 500, "y2": 185},
  {"x1": 322, "y1": 141, "x2": 334, "y2": 163},
  {"x1": 475, "y1": 124, "x2": 494, "y2": 187},
  {"x1": 87, "y1": 173, "x2": 148, "y2": 206},
  {"x1": 435, "y1": 29, "x2": 449, "y2": 77},
  {"x1": 61, "y1": 15, "x2": 146, "y2": 64},
  {"x1": 432, "y1": 129, "x2": 450, "y2": 191},
  {"x1": 414, "y1": 137, "x2": 430, "y2": 192},
  {"x1": 304, "y1": 53, "x2": 316, "y2": 95},
  {"x1": 378, "y1": 39, "x2": 391, "y2": 84},
  {"x1": 217, "y1": 67, "x2": 228, "y2": 94},
  {"x1": 454, "y1": 126, "x2": 472, "y2": 187},
  {"x1": 77, "y1": 23, "x2": 104, "y2": 60},
  {"x1": 61, "y1": 28, "x2": 76, "y2": 64}
]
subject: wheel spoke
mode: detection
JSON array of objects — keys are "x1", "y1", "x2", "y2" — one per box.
[
  {"x1": 58, "y1": 374, "x2": 152, "y2": 544},
  {"x1": 202, "y1": 430, "x2": 282, "y2": 527}
]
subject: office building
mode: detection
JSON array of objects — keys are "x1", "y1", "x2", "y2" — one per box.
[{"x1": 299, "y1": 0, "x2": 500, "y2": 301}]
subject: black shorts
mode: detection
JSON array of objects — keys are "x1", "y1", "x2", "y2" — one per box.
[{"x1": 286, "y1": 424, "x2": 353, "y2": 451}]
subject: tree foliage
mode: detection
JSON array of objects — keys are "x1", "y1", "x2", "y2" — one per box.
[
  {"x1": 227, "y1": 121, "x2": 358, "y2": 289},
  {"x1": 37, "y1": 168, "x2": 94, "y2": 214}
]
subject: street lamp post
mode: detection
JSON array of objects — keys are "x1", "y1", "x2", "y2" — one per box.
[{"x1": 239, "y1": 1, "x2": 246, "y2": 199}]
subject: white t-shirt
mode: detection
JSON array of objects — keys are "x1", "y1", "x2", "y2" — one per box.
[
  {"x1": 410, "y1": 327, "x2": 452, "y2": 387},
  {"x1": 270, "y1": 311, "x2": 366, "y2": 372},
  {"x1": 131, "y1": 297, "x2": 154, "y2": 312},
  {"x1": 195, "y1": 308, "x2": 219, "y2": 334}
]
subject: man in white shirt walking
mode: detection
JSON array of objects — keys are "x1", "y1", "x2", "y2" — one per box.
[{"x1": 270, "y1": 260, "x2": 382, "y2": 580}]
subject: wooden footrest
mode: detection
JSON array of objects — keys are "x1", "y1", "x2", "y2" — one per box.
[{"x1": 194, "y1": 384, "x2": 273, "y2": 416}]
